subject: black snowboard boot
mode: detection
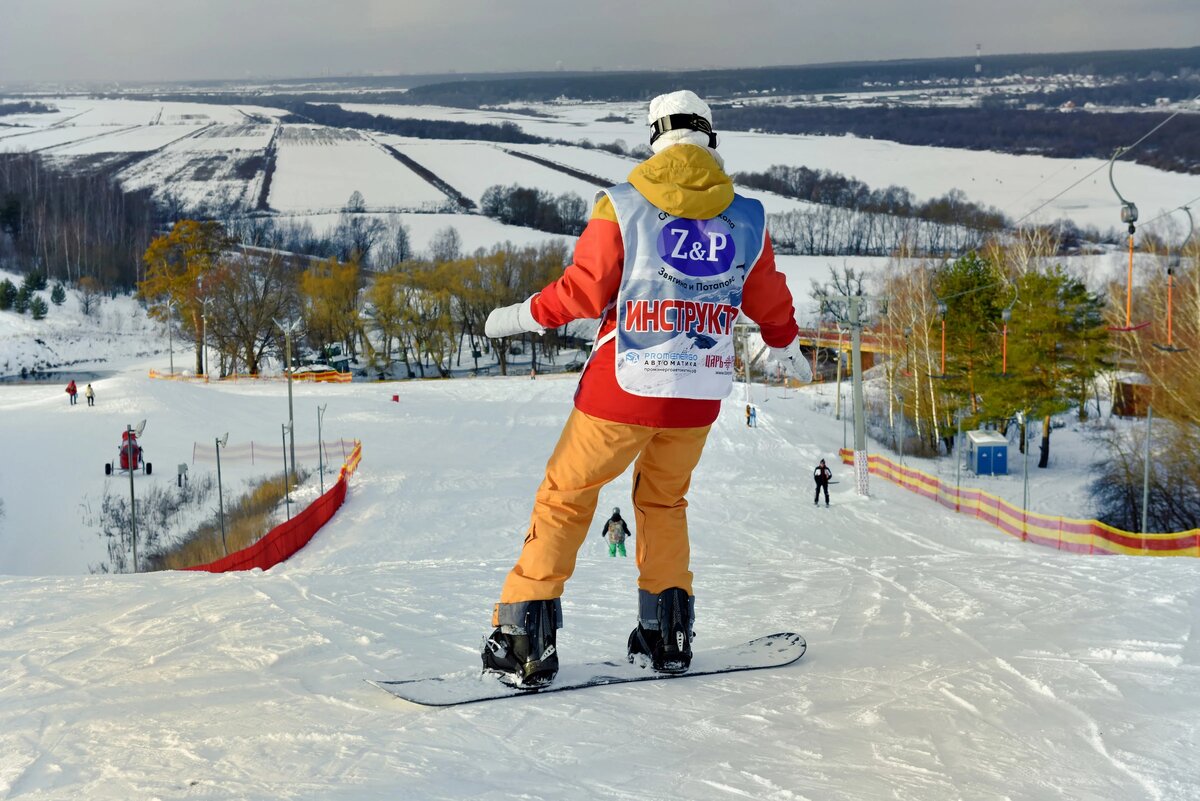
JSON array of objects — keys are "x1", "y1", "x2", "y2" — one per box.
[
  {"x1": 628, "y1": 587, "x2": 693, "y2": 674},
  {"x1": 481, "y1": 599, "x2": 559, "y2": 688}
]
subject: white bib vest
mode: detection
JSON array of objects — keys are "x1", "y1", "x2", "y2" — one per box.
[{"x1": 600, "y1": 182, "x2": 767, "y2": 399}]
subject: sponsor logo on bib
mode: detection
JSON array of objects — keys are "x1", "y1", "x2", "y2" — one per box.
[{"x1": 657, "y1": 219, "x2": 736, "y2": 278}]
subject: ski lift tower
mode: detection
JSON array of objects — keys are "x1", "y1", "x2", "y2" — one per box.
[{"x1": 822, "y1": 293, "x2": 881, "y2": 497}]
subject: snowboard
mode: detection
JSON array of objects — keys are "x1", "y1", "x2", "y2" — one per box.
[{"x1": 369, "y1": 632, "x2": 806, "y2": 707}]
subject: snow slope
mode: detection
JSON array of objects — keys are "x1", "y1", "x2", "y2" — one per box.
[{"x1": 1, "y1": 318, "x2": 1199, "y2": 799}]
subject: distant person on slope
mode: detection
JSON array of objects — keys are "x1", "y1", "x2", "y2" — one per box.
[
  {"x1": 66, "y1": 380, "x2": 78, "y2": 405},
  {"x1": 600, "y1": 507, "x2": 632, "y2": 558},
  {"x1": 814, "y1": 458, "x2": 833, "y2": 507},
  {"x1": 480, "y1": 89, "x2": 812, "y2": 689},
  {"x1": 85, "y1": 383, "x2": 95, "y2": 407}
]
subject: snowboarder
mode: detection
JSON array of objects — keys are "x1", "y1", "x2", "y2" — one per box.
[
  {"x1": 480, "y1": 90, "x2": 812, "y2": 688},
  {"x1": 84, "y1": 383, "x2": 95, "y2": 407},
  {"x1": 814, "y1": 458, "x2": 833, "y2": 507},
  {"x1": 601, "y1": 507, "x2": 632, "y2": 557},
  {"x1": 746, "y1": 404, "x2": 757, "y2": 428},
  {"x1": 66, "y1": 380, "x2": 77, "y2": 405}
]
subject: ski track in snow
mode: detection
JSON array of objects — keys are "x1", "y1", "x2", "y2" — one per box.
[{"x1": 0, "y1": 353, "x2": 1198, "y2": 798}]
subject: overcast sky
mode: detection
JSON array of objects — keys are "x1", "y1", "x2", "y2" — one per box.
[{"x1": 0, "y1": 0, "x2": 1196, "y2": 84}]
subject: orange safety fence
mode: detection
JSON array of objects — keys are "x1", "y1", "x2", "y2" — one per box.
[
  {"x1": 838, "y1": 448, "x2": 1200, "y2": 557},
  {"x1": 149, "y1": 369, "x2": 352, "y2": 383},
  {"x1": 184, "y1": 441, "x2": 363, "y2": 573}
]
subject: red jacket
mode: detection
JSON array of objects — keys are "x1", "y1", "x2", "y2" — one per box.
[{"x1": 530, "y1": 145, "x2": 799, "y2": 428}]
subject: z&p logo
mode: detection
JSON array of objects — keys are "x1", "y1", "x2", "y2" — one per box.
[{"x1": 657, "y1": 219, "x2": 737, "y2": 278}]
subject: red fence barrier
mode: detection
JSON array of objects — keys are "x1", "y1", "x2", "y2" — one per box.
[
  {"x1": 838, "y1": 447, "x2": 1200, "y2": 557},
  {"x1": 184, "y1": 442, "x2": 363, "y2": 573}
]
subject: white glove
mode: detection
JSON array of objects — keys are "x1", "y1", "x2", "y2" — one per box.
[
  {"x1": 767, "y1": 340, "x2": 813, "y2": 384},
  {"x1": 484, "y1": 296, "x2": 545, "y2": 338}
]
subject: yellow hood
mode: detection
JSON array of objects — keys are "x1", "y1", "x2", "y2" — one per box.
[{"x1": 627, "y1": 145, "x2": 733, "y2": 220}]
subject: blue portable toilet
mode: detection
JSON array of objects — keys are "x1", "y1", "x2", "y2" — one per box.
[{"x1": 966, "y1": 430, "x2": 1008, "y2": 475}]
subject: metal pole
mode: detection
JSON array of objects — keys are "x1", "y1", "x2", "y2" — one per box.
[
  {"x1": 897, "y1": 393, "x2": 905, "y2": 468},
  {"x1": 318, "y1": 404, "x2": 327, "y2": 494},
  {"x1": 216, "y1": 437, "x2": 227, "y2": 555},
  {"x1": 849, "y1": 296, "x2": 868, "y2": 496},
  {"x1": 201, "y1": 306, "x2": 207, "y2": 378},
  {"x1": 286, "y1": 329, "x2": 296, "y2": 483},
  {"x1": 168, "y1": 300, "x2": 175, "y2": 376},
  {"x1": 955, "y1": 410, "x2": 963, "y2": 510},
  {"x1": 1022, "y1": 411, "x2": 1030, "y2": 538},
  {"x1": 1141, "y1": 404, "x2": 1153, "y2": 535},
  {"x1": 282, "y1": 423, "x2": 292, "y2": 520},
  {"x1": 128, "y1": 424, "x2": 138, "y2": 573},
  {"x1": 842, "y1": 383, "x2": 847, "y2": 450}
]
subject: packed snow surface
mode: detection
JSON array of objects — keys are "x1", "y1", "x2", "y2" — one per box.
[{"x1": 1, "y1": 317, "x2": 1199, "y2": 800}]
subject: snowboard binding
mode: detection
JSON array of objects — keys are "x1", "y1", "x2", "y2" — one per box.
[
  {"x1": 628, "y1": 587, "x2": 694, "y2": 674},
  {"x1": 481, "y1": 599, "x2": 559, "y2": 689}
]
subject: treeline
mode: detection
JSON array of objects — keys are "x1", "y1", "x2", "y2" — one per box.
[
  {"x1": 0, "y1": 152, "x2": 161, "y2": 287},
  {"x1": 479, "y1": 184, "x2": 588, "y2": 236},
  {"x1": 714, "y1": 106, "x2": 1200, "y2": 174},
  {"x1": 0, "y1": 101, "x2": 56, "y2": 117},
  {"x1": 768, "y1": 202, "x2": 993, "y2": 257},
  {"x1": 738, "y1": 163, "x2": 1007, "y2": 256},
  {"x1": 736, "y1": 165, "x2": 1007, "y2": 228},
  {"x1": 285, "y1": 102, "x2": 547, "y2": 144},
  {"x1": 138, "y1": 220, "x2": 577, "y2": 380}
]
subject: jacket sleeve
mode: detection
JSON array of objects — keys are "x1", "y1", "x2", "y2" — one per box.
[
  {"x1": 740, "y1": 234, "x2": 799, "y2": 348},
  {"x1": 529, "y1": 197, "x2": 623, "y2": 329}
]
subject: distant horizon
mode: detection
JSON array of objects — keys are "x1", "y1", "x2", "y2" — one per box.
[
  {"x1": 1, "y1": 0, "x2": 1197, "y2": 86},
  {"x1": 2, "y1": 42, "x2": 1198, "y2": 91}
]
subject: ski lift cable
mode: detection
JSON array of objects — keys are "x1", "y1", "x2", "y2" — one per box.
[
  {"x1": 1010, "y1": 94, "x2": 1200, "y2": 228},
  {"x1": 1139, "y1": 194, "x2": 1200, "y2": 231}
]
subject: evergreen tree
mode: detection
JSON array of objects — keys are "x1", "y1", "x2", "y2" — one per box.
[
  {"x1": 976, "y1": 265, "x2": 1108, "y2": 467},
  {"x1": 934, "y1": 252, "x2": 1005, "y2": 418},
  {"x1": 0, "y1": 279, "x2": 15, "y2": 311},
  {"x1": 50, "y1": 283, "x2": 66, "y2": 305},
  {"x1": 29, "y1": 295, "x2": 48, "y2": 320},
  {"x1": 13, "y1": 285, "x2": 31, "y2": 314}
]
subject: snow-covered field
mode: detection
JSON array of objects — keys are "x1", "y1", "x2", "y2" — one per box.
[
  {"x1": 2, "y1": 279, "x2": 1199, "y2": 800},
  {"x1": 268, "y1": 127, "x2": 449, "y2": 213},
  {"x1": 4, "y1": 96, "x2": 1196, "y2": 235}
]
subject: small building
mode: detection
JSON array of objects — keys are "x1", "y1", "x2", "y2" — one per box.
[{"x1": 966, "y1": 430, "x2": 1008, "y2": 475}]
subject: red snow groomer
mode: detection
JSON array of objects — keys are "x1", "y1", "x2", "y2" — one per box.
[{"x1": 105, "y1": 421, "x2": 152, "y2": 476}]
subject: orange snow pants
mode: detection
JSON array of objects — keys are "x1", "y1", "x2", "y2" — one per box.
[{"x1": 493, "y1": 409, "x2": 710, "y2": 625}]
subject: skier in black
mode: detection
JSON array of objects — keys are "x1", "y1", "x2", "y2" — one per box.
[{"x1": 813, "y1": 459, "x2": 832, "y2": 506}]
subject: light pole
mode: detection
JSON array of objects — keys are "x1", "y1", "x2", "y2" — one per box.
[
  {"x1": 1141, "y1": 404, "x2": 1153, "y2": 535},
  {"x1": 282, "y1": 422, "x2": 293, "y2": 520},
  {"x1": 200, "y1": 297, "x2": 209, "y2": 379},
  {"x1": 166, "y1": 299, "x2": 175, "y2": 376},
  {"x1": 127, "y1": 423, "x2": 138, "y2": 573},
  {"x1": 275, "y1": 318, "x2": 301, "y2": 484},
  {"x1": 955, "y1": 409, "x2": 964, "y2": 511},
  {"x1": 1017, "y1": 410, "x2": 1030, "y2": 538},
  {"x1": 215, "y1": 433, "x2": 229, "y2": 555},
  {"x1": 317, "y1": 404, "x2": 328, "y2": 494}
]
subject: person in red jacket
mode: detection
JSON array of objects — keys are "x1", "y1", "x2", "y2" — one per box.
[{"x1": 480, "y1": 90, "x2": 811, "y2": 688}]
